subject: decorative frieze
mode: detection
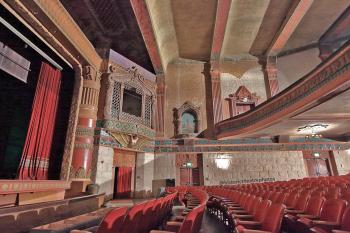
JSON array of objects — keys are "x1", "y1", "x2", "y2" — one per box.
[{"x1": 216, "y1": 45, "x2": 350, "y2": 138}]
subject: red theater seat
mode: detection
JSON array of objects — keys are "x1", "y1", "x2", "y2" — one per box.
[
  {"x1": 311, "y1": 206, "x2": 350, "y2": 233},
  {"x1": 296, "y1": 199, "x2": 347, "y2": 233},
  {"x1": 95, "y1": 207, "x2": 127, "y2": 233},
  {"x1": 235, "y1": 204, "x2": 285, "y2": 233}
]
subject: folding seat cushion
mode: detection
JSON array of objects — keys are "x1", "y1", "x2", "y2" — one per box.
[
  {"x1": 96, "y1": 207, "x2": 127, "y2": 233},
  {"x1": 296, "y1": 199, "x2": 347, "y2": 233},
  {"x1": 235, "y1": 204, "x2": 285, "y2": 233}
]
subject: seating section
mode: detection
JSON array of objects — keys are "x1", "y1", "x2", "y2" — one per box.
[
  {"x1": 205, "y1": 173, "x2": 350, "y2": 233},
  {"x1": 151, "y1": 186, "x2": 208, "y2": 233}
]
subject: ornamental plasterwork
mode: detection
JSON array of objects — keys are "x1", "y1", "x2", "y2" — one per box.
[{"x1": 103, "y1": 62, "x2": 156, "y2": 129}]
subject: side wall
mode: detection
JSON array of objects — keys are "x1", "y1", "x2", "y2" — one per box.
[
  {"x1": 203, "y1": 151, "x2": 307, "y2": 186},
  {"x1": 334, "y1": 150, "x2": 350, "y2": 175},
  {"x1": 164, "y1": 62, "x2": 207, "y2": 137}
]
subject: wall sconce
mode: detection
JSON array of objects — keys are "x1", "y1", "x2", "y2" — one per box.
[{"x1": 313, "y1": 152, "x2": 320, "y2": 158}]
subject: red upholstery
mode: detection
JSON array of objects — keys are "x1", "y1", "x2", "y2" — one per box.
[
  {"x1": 236, "y1": 204, "x2": 285, "y2": 233},
  {"x1": 297, "y1": 199, "x2": 347, "y2": 233},
  {"x1": 96, "y1": 207, "x2": 128, "y2": 233},
  {"x1": 121, "y1": 202, "x2": 147, "y2": 233}
]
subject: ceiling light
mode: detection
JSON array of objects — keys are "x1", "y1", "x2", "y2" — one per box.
[{"x1": 215, "y1": 154, "x2": 230, "y2": 170}]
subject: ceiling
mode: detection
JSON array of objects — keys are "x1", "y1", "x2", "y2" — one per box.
[
  {"x1": 61, "y1": 0, "x2": 349, "y2": 74},
  {"x1": 60, "y1": 0, "x2": 155, "y2": 73},
  {"x1": 59, "y1": 0, "x2": 350, "y2": 139}
]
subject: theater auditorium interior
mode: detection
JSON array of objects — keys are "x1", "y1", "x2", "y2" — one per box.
[{"x1": 1, "y1": 0, "x2": 350, "y2": 233}]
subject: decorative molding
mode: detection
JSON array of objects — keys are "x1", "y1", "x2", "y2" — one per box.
[
  {"x1": 60, "y1": 67, "x2": 83, "y2": 180},
  {"x1": 74, "y1": 143, "x2": 94, "y2": 149},
  {"x1": 173, "y1": 101, "x2": 201, "y2": 138},
  {"x1": 155, "y1": 141, "x2": 350, "y2": 154},
  {"x1": 26, "y1": 0, "x2": 102, "y2": 68},
  {"x1": 0, "y1": 180, "x2": 71, "y2": 195},
  {"x1": 69, "y1": 166, "x2": 91, "y2": 179},
  {"x1": 130, "y1": 0, "x2": 163, "y2": 74},
  {"x1": 211, "y1": 0, "x2": 231, "y2": 60},
  {"x1": 216, "y1": 41, "x2": 350, "y2": 138},
  {"x1": 96, "y1": 119, "x2": 155, "y2": 139}
]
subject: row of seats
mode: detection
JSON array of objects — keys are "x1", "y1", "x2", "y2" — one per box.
[
  {"x1": 72, "y1": 192, "x2": 177, "y2": 233},
  {"x1": 205, "y1": 173, "x2": 350, "y2": 233},
  {"x1": 151, "y1": 187, "x2": 209, "y2": 233}
]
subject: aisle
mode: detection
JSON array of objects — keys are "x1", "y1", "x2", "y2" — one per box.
[{"x1": 200, "y1": 210, "x2": 231, "y2": 233}]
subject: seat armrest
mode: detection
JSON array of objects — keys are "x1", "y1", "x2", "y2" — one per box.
[
  {"x1": 297, "y1": 217, "x2": 314, "y2": 227},
  {"x1": 165, "y1": 221, "x2": 182, "y2": 232},
  {"x1": 234, "y1": 214, "x2": 254, "y2": 220},
  {"x1": 285, "y1": 209, "x2": 304, "y2": 214},
  {"x1": 242, "y1": 230, "x2": 271, "y2": 233},
  {"x1": 310, "y1": 227, "x2": 328, "y2": 233},
  {"x1": 297, "y1": 214, "x2": 319, "y2": 220},
  {"x1": 70, "y1": 231, "x2": 92, "y2": 233},
  {"x1": 312, "y1": 221, "x2": 341, "y2": 233},
  {"x1": 237, "y1": 220, "x2": 262, "y2": 230},
  {"x1": 150, "y1": 231, "x2": 176, "y2": 233}
]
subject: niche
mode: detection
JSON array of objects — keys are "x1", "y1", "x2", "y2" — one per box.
[{"x1": 173, "y1": 101, "x2": 200, "y2": 138}]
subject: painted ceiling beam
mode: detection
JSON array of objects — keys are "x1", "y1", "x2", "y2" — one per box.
[
  {"x1": 266, "y1": 0, "x2": 313, "y2": 56},
  {"x1": 320, "y1": 6, "x2": 350, "y2": 44},
  {"x1": 210, "y1": 0, "x2": 232, "y2": 62},
  {"x1": 130, "y1": 0, "x2": 163, "y2": 74}
]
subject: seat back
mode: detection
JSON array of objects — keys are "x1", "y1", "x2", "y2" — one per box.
[
  {"x1": 254, "y1": 199, "x2": 272, "y2": 222},
  {"x1": 121, "y1": 202, "x2": 146, "y2": 233},
  {"x1": 304, "y1": 196, "x2": 325, "y2": 216},
  {"x1": 97, "y1": 207, "x2": 128, "y2": 233},
  {"x1": 139, "y1": 199, "x2": 156, "y2": 232},
  {"x1": 319, "y1": 199, "x2": 347, "y2": 223},
  {"x1": 190, "y1": 205, "x2": 205, "y2": 233},
  {"x1": 294, "y1": 193, "x2": 310, "y2": 211},
  {"x1": 284, "y1": 193, "x2": 299, "y2": 208},
  {"x1": 341, "y1": 206, "x2": 350, "y2": 230},
  {"x1": 261, "y1": 204, "x2": 286, "y2": 233},
  {"x1": 275, "y1": 193, "x2": 288, "y2": 204}
]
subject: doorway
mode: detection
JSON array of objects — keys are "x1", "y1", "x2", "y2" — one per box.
[
  {"x1": 180, "y1": 167, "x2": 200, "y2": 186},
  {"x1": 113, "y1": 167, "x2": 133, "y2": 199},
  {"x1": 305, "y1": 158, "x2": 331, "y2": 177},
  {"x1": 303, "y1": 151, "x2": 338, "y2": 177}
]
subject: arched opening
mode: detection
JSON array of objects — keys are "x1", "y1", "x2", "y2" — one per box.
[{"x1": 181, "y1": 111, "x2": 197, "y2": 134}]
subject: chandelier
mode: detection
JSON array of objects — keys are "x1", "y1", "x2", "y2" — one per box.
[{"x1": 297, "y1": 123, "x2": 328, "y2": 138}]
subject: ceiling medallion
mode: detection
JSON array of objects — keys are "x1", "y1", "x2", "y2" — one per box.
[{"x1": 297, "y1": 123, "x2": 329, "y2": 139}]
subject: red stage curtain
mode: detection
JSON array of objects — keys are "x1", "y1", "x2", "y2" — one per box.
[
  {"x1": 116, "y1": 167, "x2": 132, "y2": 198},
  {"x1": 18, "y1": 62, "x2": 61, "y2": 180}
]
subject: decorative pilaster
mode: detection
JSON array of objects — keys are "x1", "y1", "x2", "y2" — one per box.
[
  {"x1": 203, "y1": 62, "x2": 223, "y2": 137},
  {"x1": 260, "y1": 56, "x2": 279, "y2": 99},
  {"x1": 155, "y1": 74, "x2": 165, "y2": 137},
  {"x1": 70, "y1": 66, "x2": 101, "y2": 179}
]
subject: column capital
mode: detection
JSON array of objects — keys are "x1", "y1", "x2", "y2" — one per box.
[{"x1": 82, "y1": 66, "x2": 101, "y2": 82}]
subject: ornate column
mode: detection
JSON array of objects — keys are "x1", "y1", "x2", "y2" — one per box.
[
  {"x1": 203, "y1": 62, "x2": 223, "y2": 137},
  {"x1": 260, "y1": 56, "x2": 279, "y2": 99},
  {"x1": 70, "y1": 66, "x2": 101, "y2": 180},
  {"x1": 155, "y1": 74, "x2": 165, "y2": 137}
]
